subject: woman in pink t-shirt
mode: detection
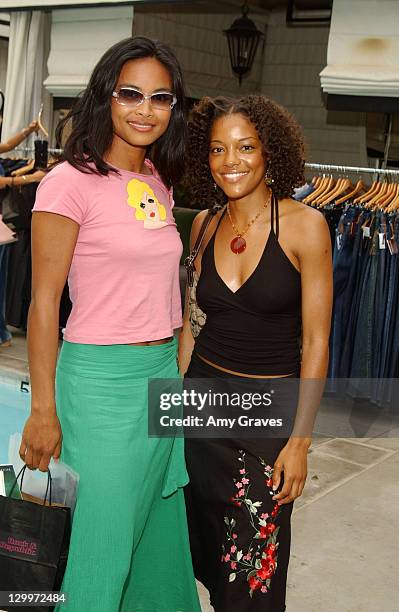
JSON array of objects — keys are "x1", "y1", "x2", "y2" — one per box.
[{"x1": 18, "y1": 37, "x2": 200, "y2": 612}]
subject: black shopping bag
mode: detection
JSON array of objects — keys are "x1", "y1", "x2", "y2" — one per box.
[{"x1": 0, "y1": 466, "x2": 71, "y2": 611}]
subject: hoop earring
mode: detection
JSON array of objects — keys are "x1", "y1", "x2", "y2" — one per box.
[{"x1": 264, "y1": 169, "x2": 274, "y2": 186}]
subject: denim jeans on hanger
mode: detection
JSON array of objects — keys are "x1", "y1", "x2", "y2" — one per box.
[
  {"x1": 323, "y1": 202, "x2": 345, "y2": 250},
  {"x1": 339, "y1": 208, "x2": 369, "y2": 377},
  {"x1": 373, "y1": 215, "x2": 399, "y2": 403},
  {"x1": 368, "y1": 213, "x2": 388, "y2": 402},
  {"x1": 372, "y1": 212, "x2": 390, "y2": 378},
  {"x1": 388, "y1": 216, "x2": 399, "y2": 378},
  {"x1": 350, "y1": 228, "x2": 379, "y2": 386},
  {"x1": 0, "y1": 244, "x2": 12, "y2": 344},
  {"x1": 328, "y1": 206, "x2": 358, "y2": 380}
]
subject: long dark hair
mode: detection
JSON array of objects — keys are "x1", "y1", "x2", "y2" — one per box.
[{"x1": 56, "y1": 36, "x2": 187, "y2": 188}]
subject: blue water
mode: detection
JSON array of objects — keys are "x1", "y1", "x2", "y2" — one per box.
[
  {"x1": 0, "y1": 378, "x2": 30, "y2": 465},
  {"x1": 0, "y1": 376, "x2": 78, "y2": 512}
]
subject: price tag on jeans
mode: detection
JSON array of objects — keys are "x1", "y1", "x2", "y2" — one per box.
[
  {"x1": 387, "y1": 238, "x2": 398, "y2": 255},
  {"x1": 362, "y1": 225, "x2": 371, "y2": 238},
  {"x1": 336, "y1": 234, "x2": 342, "y2": 251},
  {"x1": 379, "y1": 232, "x2": 386, "y2": 249}
]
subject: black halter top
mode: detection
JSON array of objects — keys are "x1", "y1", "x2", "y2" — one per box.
[{"x1": 195, "y1": 196, "x2": 302, "y2": 375}]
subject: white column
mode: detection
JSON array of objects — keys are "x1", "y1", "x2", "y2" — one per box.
[
  {"x1": 320, "y1": 0, "x2": 399, "y2": 97},
  {"x1": 2, "y1": 10, "x2": 50, "y2": 143},
  {"x1": 44, "y1": 6, "x2": 134, "y2": 98}
]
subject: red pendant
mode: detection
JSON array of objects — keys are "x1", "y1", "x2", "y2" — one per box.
[{"x1": 230, "y1": 236, "x2": 246, "y2": 254}]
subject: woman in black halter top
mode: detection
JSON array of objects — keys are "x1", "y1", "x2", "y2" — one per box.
[{"x1": 179, "y1": 95, "x2": 333, "y2": 611}]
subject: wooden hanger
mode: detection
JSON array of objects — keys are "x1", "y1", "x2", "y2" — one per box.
[
  {"x1": 304, "y1": 175, "x2": 334, "y2": 205},
  {"x1": 37, "y1": 103, "x2": 49, "y2": 139},
  {"x1": 388, "y1": 185, "x2": 399, "y2": 211},
  {"x1": 392, "y1": 191, "x2": 399, "y2": 211},
  {"x1": 314, "y1": 176, "x2": 337, "y2": 206},
  {"x1": 353, "y1": 180, "x2": 380, "y2": 205},
  {"x1": 311, "y1": 176, "x2": 338, "y2": 206},
  {"x1": 318, "y1": 177, "x2": 353, "y2": 207},
  {"x1": 311, "y1": 175, "x2": 322, "y2": 189},
  {"x1": 335, "y1": 179, "x2": 366, "y2": 204},
  {"x1": 365, "y1": 181, "x2": 386, "y2": 207},
  {"x1": 387, "y1": 184, "x2": 399, "y2": 212},
  {"x1": 377, "y1": 182, "x2": 396, "y2": 209},
  {"x1": 303, "y1": 175, "x2": 326, "y2": 204},
  {"x1": 316, "y1": 177, "x2": 343, "y2": 206},
  {"x1": 11, "y1": 159, "x2": 35, "y2": 176},
  {"x1": 368, "y1": 180, "x2": 393, "y2": 209}
]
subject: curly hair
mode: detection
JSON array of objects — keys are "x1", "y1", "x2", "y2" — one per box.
[{"x1": 185, "y1": 94, "x2": 305, "y2": 207}]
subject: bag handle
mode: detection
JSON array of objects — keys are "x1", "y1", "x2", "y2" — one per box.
[
  {"x1": 9, "y1": 465, "x2": 53, "y2": 507},
  {"x1": 184, "y1": 205, "x2": 224, "y2": 287}
]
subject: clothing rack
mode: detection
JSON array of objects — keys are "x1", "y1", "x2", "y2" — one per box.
[
  {"x1": 4, "y1": 157, "x2": 399, "y2": 177},
  {"x1": 305, "y1": 162, "x2": 399, "y2": 178},
  {"x1": 1, "y1": 146, "x2": 63, "y2": 156}
]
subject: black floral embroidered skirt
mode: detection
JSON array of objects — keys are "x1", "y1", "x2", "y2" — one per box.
[{"x1": 184, "y1": 353, "x2": 296, "y2": 612}]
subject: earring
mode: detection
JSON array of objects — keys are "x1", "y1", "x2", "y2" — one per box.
[
  {"x1": 264, "y1": 169, "x2": 274, "y2": 186},
  {"x1": 213, "y1": 182, "x2": 218, "y2": 191}
]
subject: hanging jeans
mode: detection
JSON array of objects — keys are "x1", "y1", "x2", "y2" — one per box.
[
  {"x1": 324, "y1": 202, "x2": 398, "y2": 406},
  {"x1": 372, "y1": 212, "x2": 389, "y2": 380},
  {"x1": 339, "y1": 209, "x2": 370, "y2": 377},
  {"x1": 378, "y1": 216, "x2": 399, "y2": 404},
  {"x1": 350, "y1": 227, "x2": 379, "y2": 383},
  {"x1": 387, "y1": 218, "x2": 399, "y2": 377},
  {"x1": 328, "y1": 206, "x2": 358, "y2": 379}
]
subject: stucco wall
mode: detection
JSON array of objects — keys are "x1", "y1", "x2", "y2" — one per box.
[
  {"x1": 133, "y1": 6, "x2": 268, "y2": 99},
  {"x1": 134, "y1": 4, "x2": 367, "y2": 166}
]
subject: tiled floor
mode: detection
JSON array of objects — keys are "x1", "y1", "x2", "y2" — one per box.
[{"x1": 1, "y1": 328, "x2": 398, "y2": 611}]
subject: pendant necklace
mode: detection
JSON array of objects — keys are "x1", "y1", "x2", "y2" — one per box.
[{"x1": 227, "y1": 198, "x2": 269, "y2": 254}]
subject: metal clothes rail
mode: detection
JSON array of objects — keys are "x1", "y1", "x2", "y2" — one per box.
[
  {"x1": 3, "y1": 156, "x2": 399, "y2": 177},
  {"x1": 2, "y1": 146, "x2": 63, "y2": 156},
  {"x1": 305, "y1": 162, "x2": 399, "y2": 177}
]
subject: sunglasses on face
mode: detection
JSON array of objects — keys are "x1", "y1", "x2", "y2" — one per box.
[{"x1": 112, "y1": 87, "x2": 177, "y2": 110}]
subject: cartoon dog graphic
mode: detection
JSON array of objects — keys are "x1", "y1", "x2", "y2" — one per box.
[{"x1": 127, "y1": 179, "x2": 168, "y2": 229}]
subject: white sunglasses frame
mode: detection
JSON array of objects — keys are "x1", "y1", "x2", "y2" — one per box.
[{"x1": 112, "y1": 87, "x2": 177, "y2": 110}]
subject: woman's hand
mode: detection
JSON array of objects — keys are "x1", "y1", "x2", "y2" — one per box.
[
  {"x1": 271, "y1": 437, "x2": 311, "y2": 505},
  {"x1": 19, "y1": 411, "x2": 62, "y2": 472},
  {"x1": 27, "y1": 120, "x2": 39, "y2": 135},
  {"x1": 0, "y1": 170, "x2": 44, "y2": 190},
  {"x1": 28, "y1": 170, "x2": 46, "y2": 183}
]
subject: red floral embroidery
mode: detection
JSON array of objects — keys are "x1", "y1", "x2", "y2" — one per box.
[{"x1": 221, "y1": 450, "x2": 282, "y2": 597}]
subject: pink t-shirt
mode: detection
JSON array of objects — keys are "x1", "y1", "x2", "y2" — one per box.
[{"x1": 33, "y1": 160, "x2": 183, "y2": 344}]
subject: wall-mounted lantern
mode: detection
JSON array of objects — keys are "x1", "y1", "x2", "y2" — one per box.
[{"x1": 224, "y1": 2, "x2": 264, "y2": 85}]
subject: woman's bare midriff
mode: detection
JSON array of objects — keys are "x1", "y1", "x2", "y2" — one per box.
[
  {"x1": 196, "y1": 353, "x2": 295, "y2": 379},
  {"x1": 127, "y1": 336, "x2": 173, "y2": 346}
]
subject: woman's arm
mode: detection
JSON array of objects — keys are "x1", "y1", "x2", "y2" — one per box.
[
  {"x1": 178, "y1": 288, "x2": 195, "y2": 376},
  {"x1": 0, "y1": 121, "x2": 39, "y2": 154},
  {"x1": 178, "y1": 210, "x2": 209, "y2": 375},
  {"x1": 272, "y1": 207, "x2": 333, "y2": 504},
  {"x1": 0, "y1": 170, "x2": 45, "y2": 189},
  {"x1": 19, "y1": 211, "x2": 79, "y2": 472}
]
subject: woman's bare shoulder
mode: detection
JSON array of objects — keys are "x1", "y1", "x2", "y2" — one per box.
[
  {"x1": 281, "y1": 197, "x2": 327, "y2": 228},
  {"x1": 190, "y1": 207, "x2": 224, "y2": 248},
  {"x1": 279, "y1": 197, "x2": 331, "y2": 259}
]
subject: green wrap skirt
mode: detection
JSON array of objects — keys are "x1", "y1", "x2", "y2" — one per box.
[{"x1": 55, "y1": 337, "x2": 200, "y2": 612}]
